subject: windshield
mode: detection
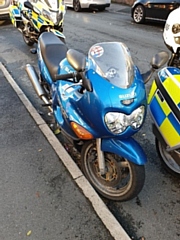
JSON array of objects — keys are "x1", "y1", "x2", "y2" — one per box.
[
  {"x1": 88, "y1": 42, "x2": 135, "y2": 88},
  {"x1": 43, "y1": 0, "x2": 59, "y2": 10}
]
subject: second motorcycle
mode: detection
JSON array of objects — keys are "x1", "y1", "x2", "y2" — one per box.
[{"x1": 9, "y1": 0, "x2": 66, "y2": 46}]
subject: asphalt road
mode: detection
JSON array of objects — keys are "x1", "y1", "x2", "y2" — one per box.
[
  {"x1": 0, "y1": 65, "x2": 119, "y2": 239},
  {"x1": 0, "y1": 3, "x2": 180, "y2": 240}
]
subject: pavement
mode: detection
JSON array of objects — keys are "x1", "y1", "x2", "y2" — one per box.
[{"x1": 0, "y1": 54, "x2": 131, "y2": 240}]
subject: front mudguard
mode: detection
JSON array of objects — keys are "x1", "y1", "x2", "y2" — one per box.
[{"x1": 101, "y1": 137, "x2": 147, "y2": 165}]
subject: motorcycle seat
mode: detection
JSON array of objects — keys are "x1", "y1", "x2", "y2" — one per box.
[{"x1": 39, "y1": 32, "x2": 68, "y2": 81}]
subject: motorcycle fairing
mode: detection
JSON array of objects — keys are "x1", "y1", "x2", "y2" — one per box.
[
  {"x1": 163, "y1": 7, "x2": 180, "y2": 53},
  {"x1": 9, "y1": 5, "x2": 21, "y2": 27},
  {"x1": 101, "y1": 137, "x2": 147, "y2": 165},
  {"x1": 30, "y1": 10, "x2": 56, "y2": 32},
  {"x1": 38, "y1": 38, "x2": 147, "y2": 140},
  {"x1": 31, "y1": 0, "x2": 65, "y2": 26},
  {"x1": 54, "y1": 80, "x2": 99, "y2": 139},
  {"x1": 52, "y1": 87, "x2": 81, "y2": 140},
  {"x1": 148, "y1": 67, "x2": 180, "y2": 149},
  {"x1": 42, "y1": 0, "x2": 63, "y2": 11},
  {"x1": 55, "y1": 66, "x2": 147, "y2": 139},
  {"x1": 38, "y1": 47, "x2": 53, "y2": 85}
]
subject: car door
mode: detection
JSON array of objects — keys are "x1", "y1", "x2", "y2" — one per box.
[
  {"x1": 148, "y1": 0, "x2": 179, "y2": 20},
  {"x1": 64, "y1": 0, "x2": 72, "y2": 7}
]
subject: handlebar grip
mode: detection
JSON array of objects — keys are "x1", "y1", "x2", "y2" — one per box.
[{"x1": 54, "y1": 72, "x2": 76, "y2": 81}]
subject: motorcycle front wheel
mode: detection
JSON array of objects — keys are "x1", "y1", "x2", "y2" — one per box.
[
  {"x1": 156, "y1": 138, "x2": 180, "y2": 177},
  {"x1": 23, "y1": 33, "x2": 35, "y2": 46},
  {"x1": 81, "y1": 141, "x2": 145, "y2": 201}
]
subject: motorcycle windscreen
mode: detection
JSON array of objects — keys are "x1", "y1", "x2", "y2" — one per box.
[
  {"x1": 88, "y1": 42, "x2": 135, "y2": 89},
  {"x1": 42, "y1": 0, "x2": 65, "y2": 24},
  {"x1": 43, "y1": 0, "x2": 59, "y2": 10}
]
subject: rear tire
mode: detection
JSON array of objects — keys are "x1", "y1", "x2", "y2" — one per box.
[
  {"x1": 73, "y1": 0, "x2": 81, "y2": 12},
  {"x1": 98, "y1": 7, "x2": 106, "y2": 11},
  {"x1": 81, "y1": 141, "x2": 145, "y2": 201},
  {"x1": 156, "y1": 138, "x2": 180, "y2": 178},
  {"x1": 133, "y1": 5, "x2": 145, "y2": 24}
]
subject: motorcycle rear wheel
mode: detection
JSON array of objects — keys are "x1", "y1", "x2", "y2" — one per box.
[
  {"x1": 23, "y1": 34, "x2": 35, "y2": 46},
  {"x1": 81, "y1": 141, "x2": 145, "y2": 201},
  {"x1": 156, "y1": 138, "x2": 180, "y2": 177}
]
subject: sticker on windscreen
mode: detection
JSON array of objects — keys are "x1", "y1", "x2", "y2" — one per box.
[{"x1": 90, "y1": 46, "x2": 104, "y2": 58}]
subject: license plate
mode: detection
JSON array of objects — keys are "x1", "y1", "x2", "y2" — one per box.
[{"x1": 0, "y1": 0, "x2": 5, "y2": 6}]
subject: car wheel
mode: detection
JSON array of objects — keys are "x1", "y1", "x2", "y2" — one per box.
[
  {"x1": 133, "y1": 5, "x2": 145, "y2": 24},
  {"x1": 73, "y1": 0, "x2": 81, "y2": 12},
  {"x1": 98, "y1": 7, "x2": 105, "y2": 11}
]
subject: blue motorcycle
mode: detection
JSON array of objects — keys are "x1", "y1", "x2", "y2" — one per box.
[{"x1": 26, "y1": 32, "x2": 167, "y2": 201}]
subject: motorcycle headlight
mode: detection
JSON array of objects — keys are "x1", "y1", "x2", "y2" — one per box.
[
  {"x1": 104, "y1": 106, "x2": 145, "y2": 134},
  {"x1": 172, "y1": 23, "x2": 180, "y2": 34},
  {"x1": 174, "y1": 37, "x2": 180, "y2": 45}
]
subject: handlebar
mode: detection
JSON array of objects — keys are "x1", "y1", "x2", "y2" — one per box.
[
  {"x1": 54, "y1": 71, "x2": 92, "y2": 92},
  {"x1": 54, "y1": 72, "x2": 77, "y2": 81}
]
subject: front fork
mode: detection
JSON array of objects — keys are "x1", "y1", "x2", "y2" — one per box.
[
  {"x1": 96, "y1": 137, "x2": 147, "y2": 176},
  {"x1": 96, "y1": 138, "x2": 147, "y2": 175},
  {"x1": 168, "y1": 52, "x2": 180, "y2": 67},
  {"x1": 96, "y1": 139, "x2": 106, "y2": 175}
]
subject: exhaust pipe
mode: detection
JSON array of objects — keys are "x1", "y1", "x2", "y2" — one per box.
[{"x1": 25, "y1": 64, "x2": 51, "y2": 110}]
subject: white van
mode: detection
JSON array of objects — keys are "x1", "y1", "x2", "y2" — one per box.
[{"x1": 0, "y1": 0, "x2": 11, "y2": 19}]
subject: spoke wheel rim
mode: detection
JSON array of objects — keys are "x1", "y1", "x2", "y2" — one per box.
[
  {"x1": 84, "y1": 143, "x2": 133, "y2": 197},
  {"x1": 134, "y1": 7, "x2": 143, "y2": 22}
]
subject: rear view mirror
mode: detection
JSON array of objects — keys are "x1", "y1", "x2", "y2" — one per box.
[
  {"x1": 142, "y1": 51, "x2": 169, "y2": 84},
  {"x1": 151, "y1": 51, "x2": 169, "y2": 69}
]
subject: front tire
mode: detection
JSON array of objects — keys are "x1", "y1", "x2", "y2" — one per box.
[
  {"x1": 73, "y1": 0, "x2": 81, "y2": 12},
  {"x1": 133, "y1": 5, "x2": 145, "y2": 24},
  {"x1": 23, "y1": 33, "x2": 34, "y2": 46},
  {"x1": 167, "y1": 53, "x2": 180, "y2": 68},
  {"x1": 156, "y1": 138, "x2": 180, "y2": 177},
  {"x1": 81, "y1": 141, "x2": 145, "y2": 201}
]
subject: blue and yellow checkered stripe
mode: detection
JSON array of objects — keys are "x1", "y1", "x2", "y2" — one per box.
[{"x1": 149, "y1": 67, "x2": 180, "y2": 148}]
